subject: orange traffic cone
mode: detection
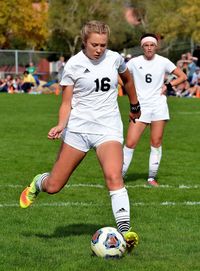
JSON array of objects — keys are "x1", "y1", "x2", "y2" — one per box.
[
  {"x1": 196, "y1": 89, "x2": 200, "y2": 98},
  {"x1": 55, "y1": 85, "x2": 60, "y2": 96}
]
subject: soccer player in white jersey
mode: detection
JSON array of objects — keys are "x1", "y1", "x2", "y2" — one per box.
[
  {"x1": 122, "y1": 33, "x2": 187, "y2": 186},
  {"x1": 19, "y1": 20, "x2": 141, "y2": 252}
]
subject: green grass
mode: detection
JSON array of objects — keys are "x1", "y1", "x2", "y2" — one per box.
[{"x1": 0, "y1": 93, "x2": 200, "y2": 271}]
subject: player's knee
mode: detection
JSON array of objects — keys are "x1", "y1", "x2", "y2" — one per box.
[
  {"x1": 126, "y1": 140, "x2": 137, "y2": 149},
  {"x1": 151, "y1": 140, "x2": 162, "y2": 148},
  {"x1": 108, "y1": 169, "x2": 121, "y2": 179},
  {"x1": 105, "y1": 171, "x2": 123, "y2": 190}
]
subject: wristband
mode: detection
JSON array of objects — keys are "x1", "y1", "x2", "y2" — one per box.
[
  {"x1": 130, "y1": 102, "x2": 140, "y2": 113},
  {"x1": 165, "y1": 82, "x2": 173, "y2": 91}
]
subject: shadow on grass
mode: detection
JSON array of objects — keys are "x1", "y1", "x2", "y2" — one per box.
[
  {"x1": 124, "y1": 172, "x2": 148, "y2": 183},
  {"x1": 22, "y1": 223, "x2": 105, "y2": 239}
]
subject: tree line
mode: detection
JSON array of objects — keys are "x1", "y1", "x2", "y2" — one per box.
[{"x1": 0, "y1": 0, "x2": 199, "y2": 59}]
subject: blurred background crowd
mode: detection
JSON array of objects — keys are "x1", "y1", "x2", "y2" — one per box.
[{"x1": 1, "y1": 46, "x2": 200, "y2": 98}]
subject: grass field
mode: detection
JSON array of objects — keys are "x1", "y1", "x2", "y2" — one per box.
[{"x1": 0, "y1": 93, "x2": 200, "y2": 271}]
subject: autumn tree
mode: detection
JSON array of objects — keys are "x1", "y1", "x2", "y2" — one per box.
[
  {"x1": 128, "y1": 0, "x2": 200, "y2": 43},
  {"x1": 0, "y1": 0, "x2": 48, "y2": 49},
  {"x1": 178, "y1": 0, "x2": 200, "y2": 43},
  {"x1": 47, "y1": 0, "x2": 141, "y2": 57}
]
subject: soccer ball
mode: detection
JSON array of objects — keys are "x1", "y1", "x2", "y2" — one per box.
[{"x1": 91, "y1": 226, "x2": 126, "y2": 258}]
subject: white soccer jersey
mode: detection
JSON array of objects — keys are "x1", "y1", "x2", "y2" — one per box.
[
  {"x1": 127, "y1": 54, "x2": 176, "y2": 106},
  {"x1": 60, "y1": 49, "x2": 127, "y2": 135}
]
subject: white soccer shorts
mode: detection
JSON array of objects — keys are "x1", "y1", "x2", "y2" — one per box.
[
  {"x1": 138, "y1": 101, "x2": 170, "y2": 123},
  {"x1": 61, "y1": 128, "x2": 123, "y2": 152}
]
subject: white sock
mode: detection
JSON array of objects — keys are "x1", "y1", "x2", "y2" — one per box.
[
  {"x1": 35, "y1": 172, "x2": 50, "y2": 192},
  {"x1": 122, "y1": 146, "x2": 134, "y2": 177},
  {"x1": 148, "y1": 146, "x2": 162, "y2": 181},
  {"x1": 109, "y1": 187, "x2": 130, "y2": 233}
]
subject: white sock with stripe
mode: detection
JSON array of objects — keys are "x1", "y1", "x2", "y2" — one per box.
[
  {"x1": 148, "y1": 146, "x2": 162, "y2": 181},
  {"x1": 35, "y1": 172, "x2": 50, "y2": 192},
  {"x1": 109, "y1": 187, "x2": 130, "y2": 233},
  {"x1": 122, "y1": 146, "x2": 135, "y2": 177}
]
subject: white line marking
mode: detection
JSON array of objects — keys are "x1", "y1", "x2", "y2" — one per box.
[
  {"x1": 1, "y1": 201, "x2": 200, "y2": 208},
  {"x1": 0, "y1": 184, "x2": 23, "y2": 188},
  {"x1": 0, "y1": 183, "x2": 200, "y2": 189},
  {"x1": 177, "y1": 111, "x2": 200, "y2": 115}
]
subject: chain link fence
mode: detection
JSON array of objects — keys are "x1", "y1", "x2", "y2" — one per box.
[
  {"x1": 123, "y1": 41, "x2": 195, "y2": 63},
  {"x1": 0, "y1": 41, "x2": 196, "y2": 81},
  {"x1": 0, "y1": 49, "x2": 62, "y2": 81}
]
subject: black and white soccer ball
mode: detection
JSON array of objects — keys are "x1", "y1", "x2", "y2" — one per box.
[{"x1": 91, "y1": 226, "x2": 126, "y2": 258}]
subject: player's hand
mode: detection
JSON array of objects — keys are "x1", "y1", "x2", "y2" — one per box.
[
  {"x1": 129, "y1": 111, "x2": 141, "y2": 123},
  {"x1": 48, "y1": 125, "x2": 64, "y2": 140},
  {"x1": 129, "y1": 102, "x2": 141, "y2": 123},
  {"x1": 161, "y1": 82, "x2": 173, "y2": 95}
]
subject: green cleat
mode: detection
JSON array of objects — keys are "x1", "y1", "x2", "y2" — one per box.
[
  {"x1": 19, "y1": 174, "x2": 41, "y2": 208},
  {"x1": 123, "y1": 228, "x2": 139, "y2": 253}
]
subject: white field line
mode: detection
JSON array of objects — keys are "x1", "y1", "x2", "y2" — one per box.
[
  {"x1": 1, "y1": 183, "x2": 199, "y2": 208},
  {"x1": 177, "y1": 111, "x2": 200, "y2": 115},
  {"x1": 0, "y1": 183, "x2": 200, "y2": 189},
  {"x1": 1, "y1": 201, "x2": 200, "y2": 208}
]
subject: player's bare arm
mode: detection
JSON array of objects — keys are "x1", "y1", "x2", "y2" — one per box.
[
  {"x1": 162, "y1": 67, "x2": 187, "y2": 95},
  {"x1": 48, "y1": 85, "x2": 73, "y2": 139},
  {"x1": 120, "y1": 68, "x2": 141, "y2": 122}
]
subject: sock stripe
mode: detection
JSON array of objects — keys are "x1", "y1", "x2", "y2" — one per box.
[
  {"x1": 117, "y1": 221, "x2": 130, "y2": 233},
  {"x1": 116, "y1": 216, "x2": 130, "y2": 222},
  {"x1": 36, "y1": 172, "x2": 50, "y2": 191},
  {"x1": 41, "y1": 172, "x2": 50, "y2": 181}
]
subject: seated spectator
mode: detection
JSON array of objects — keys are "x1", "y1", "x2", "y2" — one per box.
[
  {"x1": 186, "y1": 77, "x2": 200, "y2": 97},
  {"x1": 12, "y1": 76, "x2": 23, "y2": 93},
  {"x1": 21, "y1": 71, "x2": 36, "y2": 93},
  {"x1": 26, "y1": 62, "x2": 40, "y2": 86},
  {"x1": 187, "y1": 53, "x2": 198, "y2": 83},
  {"x1": 176, "y1": 53, "x2": 190, "y2": 74},
  {"x1": 0, "y1": 78, "x2": 7, "y2": 92},
  {"x1": 0, "y1": 75, "x2": 14, "y2": 93},
  {"x1": 172, "y1": 62, "x2": 200, "y2": 97},
  {"x1": 190, "y1": 66, "x2": 200, "y2": 86},
  {"x1": 186, "y1": 52, "x2": 197, "y2": 61},
  {"x1": 174, "y1": 80, "x2": 190, "y2": 97}
]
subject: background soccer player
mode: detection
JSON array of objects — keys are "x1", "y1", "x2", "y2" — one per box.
[
  {"x1": 20, "y1": 20, "x2": 141, "y2": 251},
  {"x1": 122, "y1": 33, "x2": 187, "y2": 186}
]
